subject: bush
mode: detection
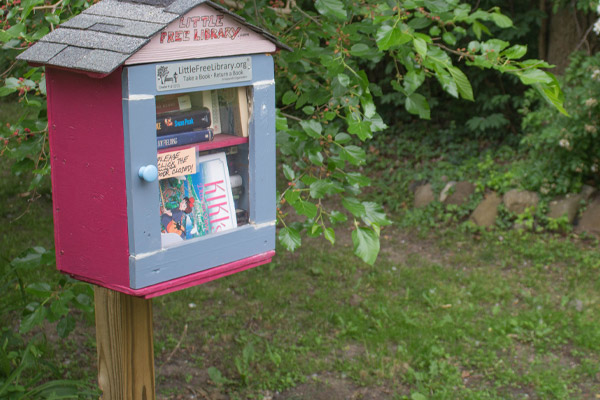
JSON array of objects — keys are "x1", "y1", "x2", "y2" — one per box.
[{"x1": 521, "y1": 51, "x2": 600, "y2": 195}]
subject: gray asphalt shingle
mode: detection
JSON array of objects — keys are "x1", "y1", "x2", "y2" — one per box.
[
  {"x1": 83, "y1": 0, "x2": 178, "y2": 24},
  {"x1": 41, "y1": 28, "x2": 147, "y2": 54},
  {"x1": 60, "y1": 14, "x2": 165, "y2": 38}
]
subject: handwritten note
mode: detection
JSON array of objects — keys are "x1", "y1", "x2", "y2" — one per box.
[{"x1": 157, "y1": 147, "x2": 196, "y2": 179}]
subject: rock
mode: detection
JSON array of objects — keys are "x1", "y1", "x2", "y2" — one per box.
[
  {"x1": 441, "y1": 181, "x2": 475, "y2": 205},
  {"x1": 409, "y1": 179, "x2": 428, "y2": 193},
  {"x1": 575, "y1": 195, "x2": 600, "y2": 235},
  {"x1": 581, "y1": 185, "x2": 596, "y2": 201},
  {"x1": 547, "y1": 193, "x2": 582, "y2": 224},
  {"x1": 439, "y1": 181, "x2": 456, "y2": 203},
  {"x1": 470, "y1": 192, "x2": 502, "y2": 227},
  {"x1": 503, "y1": 189, "x2": 539, "y2": 214},
  {"x1": 414, "y1": 183, "x2": 435, "y2": 208}
]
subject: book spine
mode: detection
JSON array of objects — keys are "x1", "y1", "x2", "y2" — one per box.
[
  {"x1": 156, "y1": 95, "x2": 192, "y2": 115},
  {"x1": 156, "y1": 108, "x2": 211, "y2": 135},
  {"x1": 157, "y1": 129, "x2": 214, "y2": 150}
]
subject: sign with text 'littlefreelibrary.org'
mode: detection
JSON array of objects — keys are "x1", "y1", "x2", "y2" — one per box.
[{"x1": 156, "y1": 56, "x2": 252, "y2": 91}]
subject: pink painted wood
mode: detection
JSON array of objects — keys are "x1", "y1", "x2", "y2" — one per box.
[
  {"x1": 157, "y1": 133, "x2": 248, "y2": 154},
  {"x1": 68, "y1": 251, "x2": 275, "y2": 298},
  {"x1": 46, "y1": 67, "x2": 130, "y2": 288},
  {"x1": 125, "y1": 4, "x2": 276, "y2": 66}
]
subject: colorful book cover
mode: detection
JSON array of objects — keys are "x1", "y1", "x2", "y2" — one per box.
[
  {"x1": 156, "y1": 107, "x2": 211, "y2": 135},
  {"x1": 159, "y1": 152, "x2": 236, "y2": 247},
  {"x1": 157, "y1": 128, "x2": 214, "y2": 149}
]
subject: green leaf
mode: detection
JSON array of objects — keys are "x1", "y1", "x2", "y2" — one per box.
[
  {"x1": 345, "y1": 172, "x2": 371, "y2": 186},
  {"x1": 315, "y1": 0, "x2": 347, "y2": 20},
  {"x1": 447, "y1": 66, "x2": 473, "y2": 101},
  {"x1": 278, "y1": 227, "x2": 301, "y2": 252},
  {"x1": 404, "y1": 70, "x2": 425, "y2": 95},
  {"x1": 45, "y1": 13, "x2": 61, "y2": 25},
  {"x1": 284, "y1": 189, "x2": 301, "y2": 205},
  {"x1": 442, "y1": 32, "x2": 456, "y2": 46},
  {"x1": 282, "y1": 164, "x2": 295, "y2": 180},
  {"x1": 518, "y1": 69, "x2": 553, "y2": 85},
  {"x1": 310, "y1": 179, "x2": 343, "y2": 198},
  {"x1": 335, "y1": 132, "x2": 351, "y2": 144},
  {"x1": 25, "y1": 282, "x2": 52, "y2": 298},
  {"x1": 413, "y1": 37, "x2": 428, "y2": 58},
  {"x1": 342, "y1": 197, "x2": 366, "y2": 217},
  {"x1": 302, "y1": 106, "x2": 315, "y2": 115},
  {"x1": 376, "y1": 25, "x2": 411, "y2": 51},
  {"x1": 20, "y1": 306, "x2": 47, "y2": 334},
  {"x1": 501, "y1": 44, "x2": 527, "y2": 60},
  {"x1": 300, "y1": 120, "x2": 323, "y2": 138},
  {"x1": 282, "y1": 90, "x2": 297, "y2": 105},
  {"x1": 352, "y1": 227, "x2": 380, "y2": 266},
  {"x1": 350, "y1": 43, "x2": 370, "y2": 57},
  {"x1": 362, "y1": 202, "x2": 391, "y2": 227},
  {"x1": 292, "y1": 200, "x2": 318, "y2": 219},
  {"x1": 491, "y1": 12, "x2": 513, "y2": 28},
  {"x1": 329, "y1": 210, "x2": 348, "y2": 224},
  {"x1": 308, "y1": 151, "x2": 324, "y2": 166},
  {"x1": 324, "y1": 227, "x2": 335, "y2": 245},
  {"x1": 405, "y1": 93, "x2": 431, "y2": 119},
  {"x1": 57, "y1": 314, "x2": 76, "y2": 338},
  {"x1": 341, "y1": 145, "x2": 366, "y2": 165},
  {"x1": 347, "y1": 119, "x2": 372, "y2": 140},
  {"x1": 337, "y1": 73, "x2": 350, "y2": 87}
]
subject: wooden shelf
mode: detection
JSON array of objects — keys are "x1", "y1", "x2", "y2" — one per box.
[{"x1": 157, "y1": 134, "x2": 248, "y2": 154}]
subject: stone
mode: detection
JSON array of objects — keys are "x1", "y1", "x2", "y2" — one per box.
[
  {"x1": 547, "y1": 193, "x2": 582, "y2": 224},
  {"x1": 439, "y1": 181, "x2": 456, "y2": 203},
  {"x1": 581, "y1": 185, "x2": 596, "y2": 201},
  {"x1": 441, "y1": 181, "x2": 475, "y2": 206},
  {"x1": 470, "y1": 192, "x2": 502, "y2": 227},
  {"x1": 414, "y1": 183, "x2": 435, "y2": 208},
  {"x1": 575, "y1": 195, "x2": 600, "y2": 235},
  {"x1": 503, "y1": 189, "x2": 539, "y2": 214}
]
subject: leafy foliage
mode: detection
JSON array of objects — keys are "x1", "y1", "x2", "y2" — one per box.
[{"x1": 521, "y1": 51, "x2": 600, "y2": 195}]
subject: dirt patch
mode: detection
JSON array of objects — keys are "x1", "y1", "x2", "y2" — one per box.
[{"x1": 273, "y1": 373, "x2": 395, "y2": 400}]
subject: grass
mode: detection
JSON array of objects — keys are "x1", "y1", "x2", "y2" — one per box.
[
  {"x1": 149, "y1": 227, "x2": 600, "y2": 399},
  {"x1": 2, "y1": 104, "x2": 600, "y2": 398}
]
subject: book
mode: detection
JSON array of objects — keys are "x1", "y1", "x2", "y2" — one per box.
[
  {"x1": 201, "y1": 90, "x2": 222, "y2": 134},
  {"x1": 219, "y1": 87, "x2": 249, "y2": 137},
  {"x1": 156, "y1": 94, "x2": 192, "y2": 115},
  {"x1": 156, "y1": 108, "x2": 211, "y2": 135},
  {"x1": 157, "y1": 128, "x2": 214, "y2": 150},
  {"x1": 159, "y1": 152, "x2": 236, "y2": 247}
]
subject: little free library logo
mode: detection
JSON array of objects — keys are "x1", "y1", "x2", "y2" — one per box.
[
  {"x1": 156, "y1": 56, "x2": 252, "y2": 91},
  {"x1": 159, "y1": 14, "x2": 244, "y2": 43}
]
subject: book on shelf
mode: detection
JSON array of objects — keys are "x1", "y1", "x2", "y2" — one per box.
[
  {"x1": 157, "y1": 128, "x2": 214, "y2": 150},
  {"x1": 219, "y1": 87, "x2": 249, "y2": 137},
  {"x1": 156, "y1": 107, "x2": 211, "y2": 135},
  {"x1": 159, "y1": 152, "x2": 237, "y2": 247},
  {"x1": 200, "y1": 91, "x2": 222, "y2": 134},
  {"x1": 156, "y1": 94, "x2": 192, "y2": 115}
]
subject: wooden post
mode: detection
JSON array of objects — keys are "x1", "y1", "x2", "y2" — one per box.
[{"x1": 94, "y1": 286, "x2": 155, "y2": 400}]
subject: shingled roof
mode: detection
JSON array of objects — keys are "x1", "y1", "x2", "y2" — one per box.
[{"x1": 17, "y1": 0, "x2": 290, "y2": 75}]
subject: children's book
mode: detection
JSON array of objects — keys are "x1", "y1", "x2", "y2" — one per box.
[{"x1": 159, "y1": 151, "x2": 236, "y2": 247}]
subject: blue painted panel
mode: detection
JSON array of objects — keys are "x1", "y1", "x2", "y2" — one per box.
[
  {"x1": 123, "y1": 54, "x2": 276, "y2": 289},
  {"x1": 130, "y1": 224, "x2": 275, "y2": 289},
  {"x1": 249, "y1": 74, "x2": 276, "y2": 223},
  {"x1": 121, "y1": 89, "x2": 162, "y2": 256}
]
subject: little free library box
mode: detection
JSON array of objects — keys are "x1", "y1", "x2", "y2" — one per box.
[{"x1": 18, "y1": 0, "x2": 291, "y2": 298}]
